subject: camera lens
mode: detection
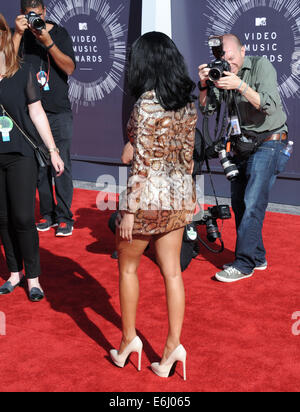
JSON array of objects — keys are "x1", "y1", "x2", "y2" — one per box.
[
  {"x1": 32, "y1": 18, "x2": 46, "y2": 31},
  {"x1": 219, "y1": 150, "x2": 239, "y2": 182},
  {"x1": 206, "y1": 218, "x2": 220, "y2": 242},
  {"x1": 27, "y1": 12, "x2": 46, "y2": 32},
  {"x1": 209, "y1": 68, "x2": 222, "y2": 81}
]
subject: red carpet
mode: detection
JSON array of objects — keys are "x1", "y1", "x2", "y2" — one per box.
[{"x1": 0, "y1": 188, "x2": 299, "y2": 392}]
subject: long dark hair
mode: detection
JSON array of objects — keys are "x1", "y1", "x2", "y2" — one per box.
[{"x1": 128, "y1": 31, "x2": 196, "y2": 111}]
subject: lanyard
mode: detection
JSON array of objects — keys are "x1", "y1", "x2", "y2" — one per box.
[{"x1": 37, "y1": 53, "x2": 51, "y2": 89}]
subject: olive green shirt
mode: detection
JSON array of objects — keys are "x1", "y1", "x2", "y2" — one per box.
[{"x1": 202, "y1": 56, "x2": 288, "y2": 134}]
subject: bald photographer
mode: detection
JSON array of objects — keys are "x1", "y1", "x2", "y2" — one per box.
[{"x1": 198, "y1": 34, "x2": 289, "y2": 283}]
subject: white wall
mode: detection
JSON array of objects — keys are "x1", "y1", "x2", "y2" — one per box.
[{"x1": 142, "y1": 0, "x2": 172, "y2": 38}]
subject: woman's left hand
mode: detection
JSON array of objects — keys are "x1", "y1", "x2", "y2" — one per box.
[
  {"x1": 119, "y1": 212, "x2": 134, "y2": 242},
  {"x1": 50, "y1": 152, "x2": 64, "y2": 177}
]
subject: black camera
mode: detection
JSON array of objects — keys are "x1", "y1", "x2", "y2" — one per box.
[
  {"x1": 26, "y1": 11, "x2": 46, "y2": 32},
  {"x1": 200, "y1": 205, "x2": 231, "y2": 242},
  {"x1": 207, "y1": 37, "x2": 231, "y2": 81},
  {"x1": 182, "y1": 203, "x2": 231, "y2": 270},
  {"x1": 185, "y1": 205, "x2": 231, "y2": 244}
]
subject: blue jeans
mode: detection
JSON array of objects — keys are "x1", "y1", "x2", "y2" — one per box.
[{"x1": 231, "y1": 140, "x2": 289, "y2": 274}]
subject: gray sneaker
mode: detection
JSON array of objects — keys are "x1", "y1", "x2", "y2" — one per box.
[
  {"x1": 223, "y1": 261, "x2": 268, "y2": 271},
  {"x1": 215, "y1": 266, "x2": 254, "y2": 283}
]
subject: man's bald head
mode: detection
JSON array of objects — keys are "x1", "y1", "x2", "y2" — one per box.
[
  {"x1": 222, "y1": 34, "x2": 244, "y2": 49},
  {"x1": 221, "y1": 34, "x2": 246, "y2": 74}
]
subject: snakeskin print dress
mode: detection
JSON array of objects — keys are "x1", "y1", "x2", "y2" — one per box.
[{"x1": 119, "y1": 90, "x2": 198, "y2": 236}]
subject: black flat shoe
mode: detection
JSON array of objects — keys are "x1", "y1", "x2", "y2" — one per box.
[
  {"x1": 0, "y1": 278, "x2": 24, "y2": 295},
  {"x1": 29, "y1": 287, "x2": 45, "y2": 302}
]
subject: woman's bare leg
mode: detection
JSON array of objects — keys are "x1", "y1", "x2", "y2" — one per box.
[
  {"x1": 153, "y1": 227, "x2": 185, "y2": 364},
  {"x1": 116, "y1": 232, "x2": 150, "y2": 354}
]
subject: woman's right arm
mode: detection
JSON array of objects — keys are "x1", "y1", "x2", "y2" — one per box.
[
  {"x1": 118, "y1": 99, "x2": 158, "y2": 239},
  {"x1": 125, "y1": 100, "x2": 157, "y2": 214},
  {"x1": 28, "y1": 101, "x2": 64, "y2": 176}
]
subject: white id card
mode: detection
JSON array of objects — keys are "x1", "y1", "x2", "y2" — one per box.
[{"x1": 230, "y1": 116, "x2": 242, "y2": 136}]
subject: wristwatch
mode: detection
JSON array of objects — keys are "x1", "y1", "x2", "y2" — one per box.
[
  {"x1": 48, "y1": 147, "x2": 60, "y2": 154},
  {"x1": 198, "y1": 81, "x2": 208, "y2": 91}
]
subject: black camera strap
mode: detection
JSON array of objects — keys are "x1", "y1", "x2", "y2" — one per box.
[
  {"x1": 205, "y1": 158, "x2": 220, "y2": 210},
  {"x1": 218, "y1": 91, "x2": 231, "y2": 141},
  {"x1": 197, "y1": 229, "x2": 224, "y2": 254},
  {"x1": 228, "y1": 90, "x2": 243, "y2": 133},
  {"x1": 197, "y1": 157, "x2": 225, "y2": 254},
  {"x1": 202, "y1": 84, "x2": 231, "y2": 156}
]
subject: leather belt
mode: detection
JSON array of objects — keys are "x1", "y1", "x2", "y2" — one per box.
[{"x1": 264, "y1": 132, "x2": 287, "y2": 142}]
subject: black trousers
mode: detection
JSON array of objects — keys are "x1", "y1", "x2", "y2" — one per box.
[
  {"x1": 0, "y1": 154, "x2": 40, "y2": 279},
  {"x1": 37, "y1": 111, "x2": 74, "y2": 225}
]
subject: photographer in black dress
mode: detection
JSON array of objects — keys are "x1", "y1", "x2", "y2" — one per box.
[
  {"x1": 13, "y1": 0, "x2": 76, "y2": 237},
  {"x1": 0, "y1": 13, "x2": 64, "y2": 301}
]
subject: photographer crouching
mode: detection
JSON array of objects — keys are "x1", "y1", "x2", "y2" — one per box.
[{"x1": 199, "y1": 34, "x2": 290, "y2": 283}]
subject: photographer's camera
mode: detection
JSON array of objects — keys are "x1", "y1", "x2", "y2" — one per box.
[
  {"x1": 26, "y1": 11, "x2": 45, "y2": 32},
  {"x1": 201, "y1": 205, "x2": 231, "y2": 243},
  {"x1": 207, "y1": 37, "x2": 231, "y2": 81}
]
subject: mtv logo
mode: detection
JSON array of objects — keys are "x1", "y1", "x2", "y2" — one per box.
[
  {"x1": 79, "y1": 23, "x2": 88, "y2": 31},
  {"x1": 255, "y1": 17, "x2": 267, "y2": 27}
]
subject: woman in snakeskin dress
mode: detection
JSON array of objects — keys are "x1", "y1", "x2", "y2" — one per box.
[{"x1": 110, "y1": 32, "x2": 197, "y2": 380}]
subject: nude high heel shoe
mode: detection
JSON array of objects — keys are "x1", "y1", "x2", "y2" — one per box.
[
  {"x1": 151, "y1": 344, "x2": 187, "y2": 380},
  {"x1": 110, "y1": 336, "x2": 143, "y2": 371}
]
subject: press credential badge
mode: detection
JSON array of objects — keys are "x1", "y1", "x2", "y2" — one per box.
[
  {"x1": 37, "y1": 70, "x2": 50, "y2": 91},
  {"x1": 0, "y1": 115, "x2": 13, "y2": 142}
]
